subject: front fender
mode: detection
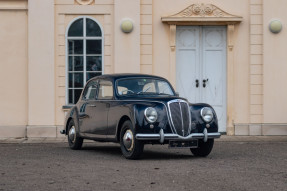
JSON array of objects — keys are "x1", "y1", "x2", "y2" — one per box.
[
  {"x1": 189, "y1": 103, "x2": 218, "y2": 133},
  {"x1": 133, "y1": 102, "x2": 170, "y2": 134}
]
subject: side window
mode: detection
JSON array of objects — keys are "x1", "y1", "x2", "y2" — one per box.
[
  {"x1": 83, "y1": 81, "x2": 98, "y2": 100},
  {"x1": 98, "y1": 80, "x2": 113, "y2": 100}
]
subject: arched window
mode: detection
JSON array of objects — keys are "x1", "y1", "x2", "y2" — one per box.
[{"x1": 66, "y1": 17, "x2": 103, "y2": 104}]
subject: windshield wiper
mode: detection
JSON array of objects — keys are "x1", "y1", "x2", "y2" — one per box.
[{"x1": 137, "y1": 86, "x2": 151, "y2": 94}]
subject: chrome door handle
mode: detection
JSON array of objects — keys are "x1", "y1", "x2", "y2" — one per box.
[
  {"x1": 88, "y1": 104, "x2": 97, "y2": 107},
  {"x1": 79, "y1": 114, "x2": 89, "y2": 119}
]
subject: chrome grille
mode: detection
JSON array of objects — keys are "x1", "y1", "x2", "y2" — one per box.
[{"x1": 168, "y1": 99, "x2": 191, "y2": 137}]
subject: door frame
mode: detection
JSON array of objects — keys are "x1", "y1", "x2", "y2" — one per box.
[{"x1": 161, "y1": 4, "x2": 242, "y2": 135}]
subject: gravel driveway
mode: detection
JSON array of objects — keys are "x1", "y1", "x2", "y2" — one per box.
[{"x1": 0, "y1": 140, "x2": 286, "y2": 191}]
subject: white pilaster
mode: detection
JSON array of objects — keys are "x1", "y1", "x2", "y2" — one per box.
[{"x1": 28, "y1": 0, "x2": 55, "y2": 126}]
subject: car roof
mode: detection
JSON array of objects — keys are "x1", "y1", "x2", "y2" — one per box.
[{"x1": 91, "y1": 73, "x2": 168, "y2": 81}]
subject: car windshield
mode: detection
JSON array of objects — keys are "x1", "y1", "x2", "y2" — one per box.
[{"x1": 116, "y1": 78, "x2": 175, "y2": 96}]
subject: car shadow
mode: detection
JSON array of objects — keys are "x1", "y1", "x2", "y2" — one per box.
[
  {"x1": 141, "y1": 149, "x2": 196, "y2": 160},
  {"x1": 79, "y1": 143, "x2": 197, "y2": 160},
  {"x1": 81, "y1": 144, "x2": 122, "y2": 156}
]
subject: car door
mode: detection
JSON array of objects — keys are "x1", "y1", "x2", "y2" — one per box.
[
  {"x1": 78, "y1": 80, "x2": 99, "y2": 134},
  {"x1": 86, "y1": 79, "x2": 113, "y2": 138}
]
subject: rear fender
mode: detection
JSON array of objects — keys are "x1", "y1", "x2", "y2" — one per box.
[{"x1": 64, "y1": 106, "x2": 81, "y2": 135}]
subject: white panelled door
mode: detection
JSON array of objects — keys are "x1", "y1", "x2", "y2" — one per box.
[{"x1": 176, "y1": 26, "x2": 227, "y2": 132}]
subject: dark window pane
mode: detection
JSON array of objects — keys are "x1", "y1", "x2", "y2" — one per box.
[
  {"x1": 86, "y1": 56, "x2": 102, "y2": 71},
  {"x1": 69, "y1": 56, "x2": 83, "y2": 71},
  {"x1": 68, "y1": 57, "x2": 73, "y2": 71},
  {"x1": 86, "y1": 40, "x2": 101, "y2": 54},
  {"x1": 74, "y1": 89, "x2": 82, "y2": 103},
  {"x1": 69, "y1": 89, "x2": 73, "y2": 104},
  {"x1": 74, "y1": 56, "x2": 83, "y2": 71},
  {"x1": 68, "y1": 19, "x2": 83, "y2": 37},
  {"x1": 74, "y1": 73, "x2": 84, "y2": 88},
  {"x1": 86, "y1": 18, "x2": 102, "y2": 37},
  {"x1": 86, "y1": 72, "x2": 102, "y2": 81},
  {"x1": 68, "y1": 40, "x2": 83, "y2": 54},
  {"x1": 69, "y1": 73, "x2": 73, "y2": 88}
]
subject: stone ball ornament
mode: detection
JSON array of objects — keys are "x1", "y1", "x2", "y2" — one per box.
[
  {"x1": 120, "y1": 18, "x2": 134, "y2": 33},
  {"x1": 269, "y1": 20, "x2": 282, "y2": 34}
]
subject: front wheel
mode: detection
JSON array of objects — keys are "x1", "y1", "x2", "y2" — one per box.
[
  {"x1": 120, "y1": 120, "x2": 144, "y2": 159},
  {"x1": 190, "y1": 139, "x2": 214, "y2": 157},
  {"x1": 67, "y1": 119, "x2": 83, "y2": 150}
]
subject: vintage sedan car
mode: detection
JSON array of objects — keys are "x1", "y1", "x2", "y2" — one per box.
[{"x1": 61, "y1": 74, "x2": 221, "y2": 159}]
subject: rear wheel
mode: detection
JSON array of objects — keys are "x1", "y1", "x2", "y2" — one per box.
[
  {"x1": 120, "y1": 120, "x2": 144, "y2": 159},
  {"x1": 190, "y1": 139, "x2": 214, "y2": 157},
  {"x1": 67, "y1": 119, "x2": 83, "y2": 150}
]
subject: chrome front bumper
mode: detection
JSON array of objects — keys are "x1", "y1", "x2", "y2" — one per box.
[{"x1": 135, "y1": 128, "x2": 221, "y2": 143}]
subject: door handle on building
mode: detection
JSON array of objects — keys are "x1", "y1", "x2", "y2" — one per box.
[
  {"x1": 203, "y1": 79, "x2": 209, "y2": 88},
  {"x1": 195, "y1": 79, "x2": 199, "y2": 88}
]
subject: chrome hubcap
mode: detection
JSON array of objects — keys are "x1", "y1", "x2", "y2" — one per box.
[
  {"x1": 123, "y1": 130, "x2": 134, "y2": 151},
  {"x1": 68, "y1": 126, "x2": 76, "y2": 143}
]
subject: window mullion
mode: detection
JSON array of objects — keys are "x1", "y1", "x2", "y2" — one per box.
[
  {"x1": 83, "y1": 17, "x2": 87, "y2": 85},
  {"x1": 72, "y1": 72, "x2": 75, "y2": 104}
]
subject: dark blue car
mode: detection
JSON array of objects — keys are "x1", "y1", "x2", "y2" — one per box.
[{"x1": 61, "y1": 74, "x2": 221, "y2": 159}]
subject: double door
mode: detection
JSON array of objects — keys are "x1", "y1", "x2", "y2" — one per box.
[{"x1": 176, "y1": 26, "x2": 227, "y2": 132}]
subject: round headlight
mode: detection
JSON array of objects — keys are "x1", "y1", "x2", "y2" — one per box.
[
  {"x1": 200, "y1": 107, "x2": 214, "y2": 123},
  {"x1": 144, "y1": 107, "x2": 158, "y2": 123}
]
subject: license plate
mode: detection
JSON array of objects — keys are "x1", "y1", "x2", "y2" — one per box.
[{"x1": 168, "y1": 140, "x2": 198, "y2": 148}]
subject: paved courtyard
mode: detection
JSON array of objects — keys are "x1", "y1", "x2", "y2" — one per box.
[{"x1": 0, "y1": 136, "x2": 286, "y2": 191}]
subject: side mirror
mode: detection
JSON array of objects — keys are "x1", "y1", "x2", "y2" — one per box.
[{"x1": 175, "y1": 92, "x2": 179, "y2": 97}]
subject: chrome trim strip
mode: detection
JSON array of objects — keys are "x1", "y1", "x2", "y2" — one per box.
[
  {"x1": 203, "y1": 128, "x2": 208, "y2": 142},
  {"x1": 187, "y1": 102, "x2": 192, "y2": 135},
  {"x1": 159, "y1": 129, "x2": 164, "y2": 143},
  {"x1": 135, "y1": 134, "x2": 161, "y2": 140},
  {"x1": 136, "y1": 132, "x2": 221, "y2": 141},
  {"x1": 178, "y1": 101, "x2": 184, "y2": 135}
]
